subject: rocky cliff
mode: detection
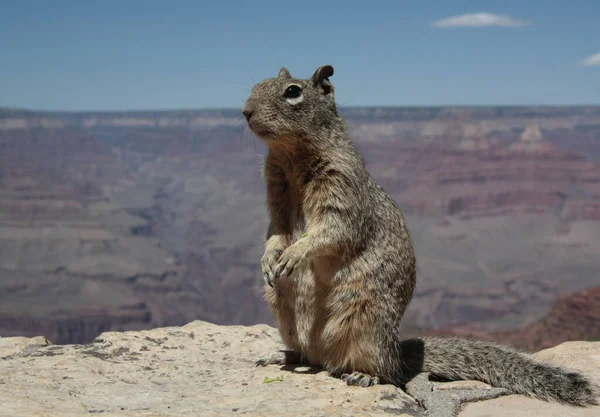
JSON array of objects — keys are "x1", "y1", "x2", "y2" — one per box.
[
  {"x1": 429, "y1": 285, "x2": 600, "y2": 352},
  {"x1": 2, "y1": 107, "x2": 600, "y2": 344}
]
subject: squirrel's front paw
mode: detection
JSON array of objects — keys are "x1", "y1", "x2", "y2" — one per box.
[
  {"x1": 274, "y1": 242, "x2": 308, "y2": 280},
  {"x1": 261, "y1": 248, "x2": 283, "y2": 288}
]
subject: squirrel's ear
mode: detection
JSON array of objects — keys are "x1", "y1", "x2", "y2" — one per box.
[
  {"x1": 312, "y1": 65, "x2": 334, "y2": 96},
  {"x1": 278, "y1": 67, "x2": 292, "y2": 80}
]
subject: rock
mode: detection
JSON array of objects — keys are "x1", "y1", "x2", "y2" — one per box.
[
  {"x1": 428, "y1": 285, "x2": 600, "y2": 353},
  {"x1": 434, "y1": 380, "x2": 493, "y2": 391},
  {"x1": 521, "y1": 121, "x2": 544, "y2": 143},
  {"x1": 0, "y1": 323, "x2": 598, "y2": 417},
  {"x1": 1, "y1": 320, "x2": 599, "y2": 417},
  {"x1": 0, "y1": 335, "x2": 51, "y2": 357},
  {"x1": 508, "y1": 120, "x2": 560, "y2": 153},
  {"x1": 0, "y1": 321, "x2": 421, "y2": 417},
  {"x1": 406, "y1": 373, "x2": 508, "y2": 417},
  {"x1": 4, "y1": 108, "x2": 600, "y2": 345}
]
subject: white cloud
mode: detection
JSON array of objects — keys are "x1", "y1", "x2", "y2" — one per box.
[
  {"x1": 579, "y1": 53, "x2": 600, "y2": 67},
  {"x1": 432, "y1": 12, "x2": 531, "y2": 29}
]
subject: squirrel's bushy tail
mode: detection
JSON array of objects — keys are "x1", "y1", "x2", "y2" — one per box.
[{"x1": 398, "y1": 336, "x2": 599, "y2": 406}]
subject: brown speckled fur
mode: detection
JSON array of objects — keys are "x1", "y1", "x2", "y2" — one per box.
[{"x1": 243, "y1": 65, "x2": 599, "y2": 405}]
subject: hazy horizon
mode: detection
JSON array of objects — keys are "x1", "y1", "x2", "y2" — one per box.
[{"x1": 4, "y1": 103, "x2": 600, "y2": 115}]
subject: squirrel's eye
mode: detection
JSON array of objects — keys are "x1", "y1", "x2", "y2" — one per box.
[{"x1": 284, "y1": 85, "x2": 302, "y2": 99}]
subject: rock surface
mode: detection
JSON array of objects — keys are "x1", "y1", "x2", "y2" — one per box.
[{"x1": 1, "y1": 321, "x2": 599, "y2": 417}]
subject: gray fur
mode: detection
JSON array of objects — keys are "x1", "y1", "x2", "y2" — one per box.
[{"x1": 243, "y1": 65, "x2": 599, "y2": 407}]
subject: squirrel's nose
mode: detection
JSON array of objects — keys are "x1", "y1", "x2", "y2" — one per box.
[{"x1": 242, "y1": 101, "x2": 255, "y2": 121}]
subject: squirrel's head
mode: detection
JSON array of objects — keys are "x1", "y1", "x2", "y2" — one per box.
[{"x1": 242, "y1": 65, "x2": 337, "y2": 142}]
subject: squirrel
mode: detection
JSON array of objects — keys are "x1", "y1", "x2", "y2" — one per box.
[{"x1": 242, "y1": 65, "x2": 599, "y2": 406}]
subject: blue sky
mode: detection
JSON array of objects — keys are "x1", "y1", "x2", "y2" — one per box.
[{"x1": 1, "y1": 0, "x2": 599, "y2": 110}]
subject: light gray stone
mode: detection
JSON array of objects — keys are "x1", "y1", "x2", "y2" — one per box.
[
  {"x1": 1, "y1": 321, "x2": 598, "y2": 417},
  {"x1": 0, "y1": 321, "x2": 419, "y2": 417}
]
